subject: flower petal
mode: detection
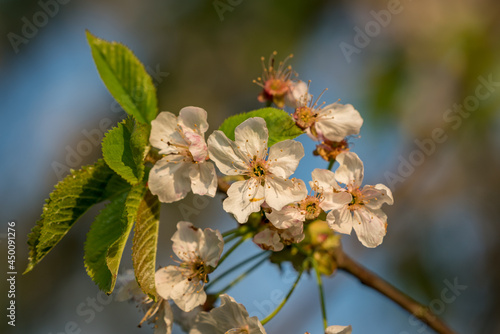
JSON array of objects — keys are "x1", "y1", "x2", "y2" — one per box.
[
  {"x1": 325, "y1": 325, "x2": 353, "y2": 334},
  {"x1": 150, "y1": 112, "x2": 186, "y2": 155},
  {"x1": 189, "y1": 311, "x2": 216, "y2": 334},
  {"x1": 169, "y1": 275, "x2": 206, "y2": 312},
  {"x1": 216, "y1": 294, "x2": 253, "y2": 328},
  {"x1": 223, "y1": 179, "x2": 265, "y2": 224},
  {"x1": 149, "y1": 156, "x2": 192, "y2": 203},
  {"x1": 362, "y1": 184, "x2": 394, "y2": 210},
  {"x1": 190, "y1": 294, "x2": 267, "y2": 334},
  {"x1": 352, "y1": 208, "x2": 388, "y2": 248},
  {"x1": 280, "y1": 224, "x2": 305, "y2": 244},
  {"x1": 253, "y1": 229, "x2": 284, "y2": 251},
  {"x1": 266, "y1": 205, "x2": 305, "y2": 229},
  {"x1": 172, "y1": 304, "x2": 201, "y2": 333},
  {"x1": 268, "y1": 139, "x2": 304, "y2": 178},
  {"x1": 207, "y1": 130, "x2": 248, "y2": 175},
  {"x1": 185, "y1": 131, "x2": 208, "y2": 162},
  {"x1": 171, "y1": 221, "x2": 203, "y2": 262},
  {"x1": 178, "y1": 106, "x2": 209, "y2": 135},
  {"x1": 321, "y1": 191, "x2": 352, "y2": 212},
  {"x1": 189, "y1": 162, "x2": 217, "y2": 197},
  {"x1": 310, "y1": 168, "x2": 342, "y2": 192},
  {"x1": 285, "y1": 80, "x2": 310, "y2": 108},
  {"x1": 234, "y1": 117, "x2": 269, "y2": 160},
  {"x1": 198, "y1": 228, "x2": 224, "y2": 267},
  {"x1": 153, "y1": 301, "x2": 174, "y2": 334},
  {"x1": 264, "y1": 177, "x2": 307, "y2": 211},
  {"x1": 327, "y1": 208, "x2": 353, "y2": 235},
  {"x1": 115, "y1": 270, "x2": 143, "y2": 303},
  {"x1": 155, "y1": 266, "x2": 185, "y2": 300},
  {"x1": 335, "y1": 152, "x2": 364, "y2": 188},
  {"x1": 315, "y1": 102, "x2": 363, "y2": 142}
]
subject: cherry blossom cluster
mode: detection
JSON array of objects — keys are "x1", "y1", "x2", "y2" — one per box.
[
  {"x1": 117, "y1": 222, "x2": 352, "y2": 334},
  {"x1": 123, "y1": 53, "x2": 394, "y2": 333},
  {"x1": 148, "y1": 99, "x2": 392, "y2": 249}
]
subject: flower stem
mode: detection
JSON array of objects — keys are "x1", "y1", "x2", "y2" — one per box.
[
  {"x1": 213, "y1": 255, "x2": 269, "y2": 298},
  {"x1": 207, "y1": 251, "x2": 269, "y2": 290},
  {"x1": 333, "y1": 247, "x2": 456, "y2": 334},
  {"x1": 312, "y1": 258, "x2": 328, "y2": 331},
  {"x1": 261, "y1": 269, "x2": 304, "y2": 325},
  {"x1": 223, "y1": 233, "x2": 241, "y2": 244},
  {"x1": 217, "y1": 234, "x2": 250, "y2": 267},
  {"x1": 222, "y1": 227, "x2": 240, "y2": 238},
  {"x1": 327, "y1": 159, "x2": 335, "y2": 171}
]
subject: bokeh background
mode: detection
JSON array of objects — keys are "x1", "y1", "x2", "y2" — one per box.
[{"x1": 1, "y1": 0, "x2": 499, "y2": 333}]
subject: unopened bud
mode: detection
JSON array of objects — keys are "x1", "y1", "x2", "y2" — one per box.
[{"x1": 313, "y1": 139, "x2": 349, "y2": 162}]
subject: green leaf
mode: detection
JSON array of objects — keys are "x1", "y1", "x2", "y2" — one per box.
[
  {"x1": 84, "y1": 192, "x2": 128, "y2": 293},
  {"x1": 25, "y1": 160, "x2": 116, "y2": 274},
  {"x1": 86, "y1": 31, "x2": 158, "y2": 124},
  {"x1": 132, "y1": 190, "x2": 160, "y2": 300},
  {"x1": 102, "y1": 116, "x2": 149, "y2": 185},
  {"x1": 84, "y1": 183, "x2": 146, "y2": 293},
  {"x1": 218, "y1": 108, "x2": 303, "y2": 146},
  {"x1": 102, "y1": 173, "x2": 134, "y2": 200}
]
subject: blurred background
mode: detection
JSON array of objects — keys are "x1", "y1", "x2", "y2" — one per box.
[{"x1": 1, "y1": 0, "x2": 499, "y2": 333}]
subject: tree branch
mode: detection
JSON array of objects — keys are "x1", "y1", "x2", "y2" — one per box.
[{"x1": 333, "y1": 248, "x2": 456, "y2": 334}]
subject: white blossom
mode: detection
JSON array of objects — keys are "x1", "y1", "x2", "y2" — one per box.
[
  {"x1": 266, "y1": 191, "x2": 325, "y2": 227},
  {"x1": 284, "y1": 80, "x2": 311, "y2": 108},
  {"x1": 253, "y1": 228, "x2": 285, "y2": 251},
  {"x1": 149, "y1": 107, "x2": 217, "y2": 203},
  {"x1": 115, "y1": 271, "x2": 173, "y2": 334},
  {"x1": 325, "y1": 325, "x2": 353, "y2": 334},
  {"x1": 312, "y1": 152, "x2": 394, "y2": 248},
  {"x1": 255, "y1": 194, "x2": 322, "y2": 251},
  {"x1": 190, "y1": 294, "x2": 267, "y2": 334},
  {"x1": 155, "y1": 221, "x2": 223, "y2": 312},
  {"x1": 254, "y1": 52, "x2": 299, "y2": 109},
  {"x1": 115, "y1": 270, "x2": 146, "y2": 304},
  {"x1": 266, "y1": 203, "x2": 306, "y2": 230},
  {"x1": 279, "y1": 223, "x2": 305, "y2": 244},
  {"x1": 172, "y1": 304, "x2": 202, "y2": 333},
  {"x1": 208, "y1": 117, "x2": 307, "y2": 223},
  {"x1": 292, "y1": 89, "x2": 363, "y2": 142}
]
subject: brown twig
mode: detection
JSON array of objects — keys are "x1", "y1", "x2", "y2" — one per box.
[
  {"x1": 217, "y1": 177, "x2": 231, "y2": 194},
  {"x1": 217, "y1": 175, "x2": 246, "y2": 194},
  {"x1": 333, "y1": 248, "x2": 456, "y2": 334}
]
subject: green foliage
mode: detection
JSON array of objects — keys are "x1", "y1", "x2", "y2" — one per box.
[
  {"x1": 218, "y1": 107, "x2": 303, "y2": 146},
  {"x1": 84, "y1": 183, "x2": 146, "y2": 294},
  {"x1": 102, "y1": 173, "x2": 134, "y2": 200},
  {"x1": 84, "y1": 192, "x2": 128, "y2": 293},
  {"x1": 86, "y1": 31, "x2": 158, "y2": 124},
  {"x1": 132, "y1": 190, "x2": 160, "y2": 300},
  {"x1": 25, "y1": 160, "x2": 119, "y2": 274},
  {"x1": 102, "y1": 116, "x2": 149, "y2": 185},
  {"x1": 269, "y1": 246, "x2": 308, "y2": 273}
]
